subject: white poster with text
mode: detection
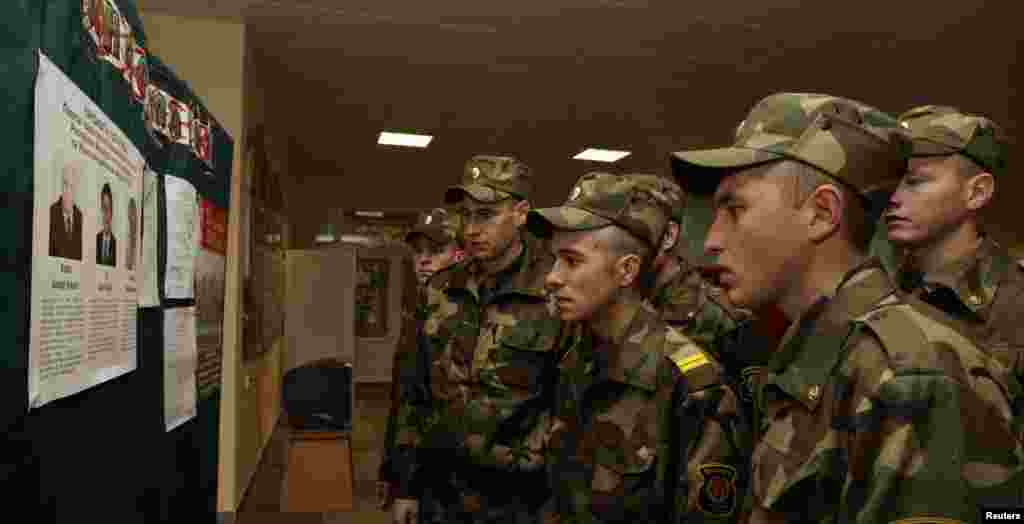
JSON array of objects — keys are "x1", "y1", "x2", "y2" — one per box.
[
  {"x1": 164, "y1": 307, "x2": 198, "y2": 431},
  {"x1": 30, "y1": 51, "x2": 143, "y2": 408},
  {"x1": 164, "y1": 175, "x2": 199, "y2": 300}
]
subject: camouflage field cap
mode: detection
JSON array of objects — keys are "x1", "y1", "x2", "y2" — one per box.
[
  {"x1": 526, "y1": 172, "x2": 670, "y2": 248},
  {"x1": 404, "y1": 207, "x2": 461, "y2": 246},
  {"x1": 670, "y1": 92, "x2": 911, "y2": 196},
  {"x1": 444, "y1": 155, "x2": 533, "y2": 204},
  {"x1": 626, "y1": 173, "x2": 685, "y2": 223},
  {"x1": 898, "y1": 105, "x2": 1008, "y2": 176}
]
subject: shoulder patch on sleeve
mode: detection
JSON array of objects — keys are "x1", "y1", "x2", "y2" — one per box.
[{"x1": 667, "y1": 336, "x2": 719, "y2": 391}]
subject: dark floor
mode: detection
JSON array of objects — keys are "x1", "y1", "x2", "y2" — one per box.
[{"x1": 235, "y1": 383, "x2": 391, "y2": 524}]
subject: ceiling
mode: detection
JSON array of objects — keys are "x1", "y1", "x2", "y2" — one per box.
[{"x1": 137, "y1": 0, "x2": 1022, "y2": 244}]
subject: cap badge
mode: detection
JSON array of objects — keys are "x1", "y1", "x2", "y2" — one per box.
[
  {"x1": 472, "y1": 166, "x2": 481, "y2": 179},
  {"x1": 424, "y1": 215, "x2": 433, "y2": 225},
  {"x1": 570, "y1": 186, "x2": 582, "y2": 201}
]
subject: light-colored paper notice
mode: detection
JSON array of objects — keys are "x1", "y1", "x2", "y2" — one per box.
[
  {"x1": 29, "y1": 51, "x2": 142, "y2": 408},
  {"x1": 164, "y1": 175, "x2": 199, "y2": 300},
  {"x1": 164, "y1": 307, "x2": 198, "y2": 431}
]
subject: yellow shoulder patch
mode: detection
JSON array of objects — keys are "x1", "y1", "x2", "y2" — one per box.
[
  {"x1": 670, "y1": 349, "x2": 709, "y2": 373},
  {"x1": 669, "y1": 342, "x2": 719, "y2": 391},
  {"x1": 665, "y1": 327, "x2": 709, "y2": 372}
]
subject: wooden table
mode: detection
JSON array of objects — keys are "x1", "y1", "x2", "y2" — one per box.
[{"x1": 280, "y1": 426, "x2": 354, "y2": 512}]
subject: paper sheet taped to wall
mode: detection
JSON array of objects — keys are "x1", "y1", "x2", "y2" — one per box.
[
  {"x1": 164, "y1": 307, "x2": 198, "y2": 431},
  {"x1": 164, "y1": 175, "x2": 199, "y2": 300},
  {"x1": 29, "y1": 51, "x2": 143, "y2": 408}
]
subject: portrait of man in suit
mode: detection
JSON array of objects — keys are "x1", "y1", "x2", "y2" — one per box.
[
  {"x1": 97, "y1": 183, "x2": 117, "y2": 267},
  {"x1": 49, "y1": 161, "x2": 84, "y2": 261},
  {"x1": 126, "y1": 197, "x2": 137, "y2": 271}
]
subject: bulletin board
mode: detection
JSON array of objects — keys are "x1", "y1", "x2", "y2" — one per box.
[{"x1": 0, "y1": 2, "x2": 232, "y2": 520}]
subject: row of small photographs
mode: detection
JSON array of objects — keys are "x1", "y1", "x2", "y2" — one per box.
[
  {"x1": 50, "y1": 162, "x2": 138, "y2": 271},
  {"x1": 82, "y1": 0, "x2": 215, "y2": 169}
]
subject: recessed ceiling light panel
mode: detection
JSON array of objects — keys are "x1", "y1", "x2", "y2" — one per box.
[
  {"x1": 378, "y1": 132, "x2": 433, "y2": 148},
  {"x1": 572, "y1": 148, "x2": 631, "y2": 162}
]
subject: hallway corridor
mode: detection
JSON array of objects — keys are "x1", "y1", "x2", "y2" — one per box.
[{"x1": 236, "y1": 383, "x2": 391, "y2": 524}]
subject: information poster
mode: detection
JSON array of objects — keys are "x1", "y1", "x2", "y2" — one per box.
[
  {"x1": 164, "y1": 175, "x2": 199, "y2": 300},
  {"x1": 195, "y1": 199, "x2": 227, "y2": 398},
  {"x1": 29, "y1": 52, "x2": 143, "y2": 408},
  {"x1": 164, "y1": 307, "x2": 198, "y2": 431},
  {"x1": 139, "y1": 168, "x2": 160, "y2": 307}
]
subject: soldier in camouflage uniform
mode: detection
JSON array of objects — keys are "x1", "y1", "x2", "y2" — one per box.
[
  {"x1": 526, "y1": 172, "x2": 702, "y2": 524},
  {"x1": 625, "y1": 174, "x2": 749, "y2": 339},
  {"x1": 627, "y1": 173, "x2": 782, "y2": 523},
  {"x1": 886, "y1": 106, "x2": 1024, "y2": 386},
  {"x1": 671, "y1": 92, "x2": 1024, "y2": 523},
  {"x1": 379, "y1": 208, "x2": 465, "y2": 518},
  {"x1": 392, "y1": 155, "x2": 564, "y2": 524}
]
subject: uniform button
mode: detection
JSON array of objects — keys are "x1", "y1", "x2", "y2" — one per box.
[
  {"x1": 968, "y1": 295, "x2": 982, "y2": 306},
  {"x1": 807, "y1": 385, "x2": 821, "y2": 402}
]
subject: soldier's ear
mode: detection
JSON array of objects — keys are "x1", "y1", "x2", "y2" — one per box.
[
  {"x1": 965, "y1": 172, "x2": 995, "y2": 212},
  {"x1": 615, "y1": 253, "x2": 642, "y2": 288},
  {"x1": 512, "y1": 199, "x2": 530, "y2": 228},
  {"x1": 807, "y1": 184, "x2": 842, "y2": 244}
]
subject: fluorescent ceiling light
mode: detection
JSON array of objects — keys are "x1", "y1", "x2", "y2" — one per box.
[
  {"x1": 316, "y1": 223, "x2": 336, "y2": 244},
  {"x1": 378, "y1": 132, "x2": 433, "y2": 148},
  {"x1": 340, "y1": 234, "x2": 377, "y2": 246},
  {"x1": 573, "y1": 148, "x2": 631, "y2": 162},
  {"x1": 355, "y1": 210, "x2": 384, "y2": 218}
]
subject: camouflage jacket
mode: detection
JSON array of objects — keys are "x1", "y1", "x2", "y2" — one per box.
[
  {"x1": 647, "y1": 258, "x2": 777, "y2": 524},
  {"x1": 647, "y1": 258, "x2": 711, "y2": 328},
  {"x1": 746, "y1": 259, "x2": 1024, "y2": 523},
  {"x1": 380, "y1": 258, "x2": 430, "y2": 491},
  {"x1": 896, "y1": 236, "x2": 1024, "y2": 388},
  {"x1": 542, "y1": 300, "x2": 690, "y2": 524},
  {"x1": 393, "y1": 234, "x2": 563, "y2": 496}
]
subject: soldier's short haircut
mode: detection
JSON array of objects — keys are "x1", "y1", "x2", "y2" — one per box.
[
  {"x1": 596, "y1": 225, "x2": 654, "y2": 281},
  {"x1": 737, "y1": 160, "x2": 874, "y2": 254}
]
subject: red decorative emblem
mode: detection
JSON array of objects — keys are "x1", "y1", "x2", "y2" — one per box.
[{"x1": 697, "y1": 463, "x2": 737, "y2": 516}]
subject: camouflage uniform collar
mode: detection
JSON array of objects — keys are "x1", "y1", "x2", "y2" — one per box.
[
  {"x1": 766, "y1": 259, "x2": 895, "y2": 412},
  {"x1": 649, "y1": 256, "x2": 688, "y2": 308},
  {"x1": 899, "y1": 236, "x2": 1012, "y2": 318},
  {"x1": 588, "y1": 300, "x2": 662, "y2": 391},
  {"x1": 589, "y1": 298, "x2": 643, "y2": 348}
]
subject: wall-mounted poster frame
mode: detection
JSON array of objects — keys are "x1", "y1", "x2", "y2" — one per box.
[{"x1": 354, "y1": 258, "x2": 389, "y2": 339}]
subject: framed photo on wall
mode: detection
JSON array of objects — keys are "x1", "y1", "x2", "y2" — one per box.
[{"x1": 355, "y1": 258, "x2": 389, "y2": 338}]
